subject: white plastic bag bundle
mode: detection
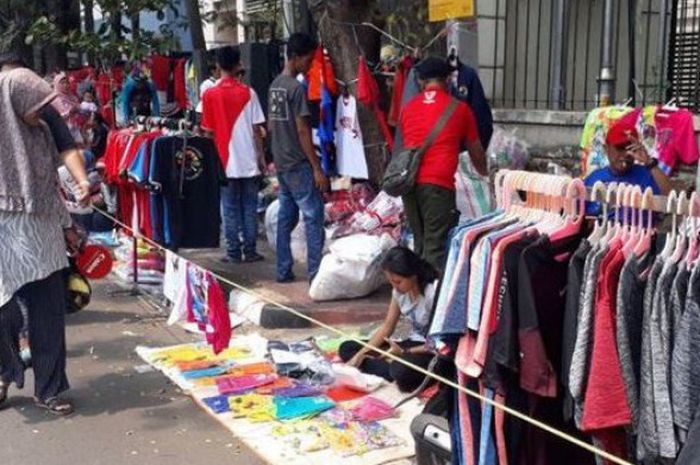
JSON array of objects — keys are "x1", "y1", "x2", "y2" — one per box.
[
  {"x1": 265, "y1": 199, "x2": 308, "y2": 263},
  {"x1": 309, "y1": 233, "x2": 396, "y2": 301}
]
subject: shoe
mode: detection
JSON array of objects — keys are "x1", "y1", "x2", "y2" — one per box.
[
  {"x1": 35, "y1": 396, "x2": 74, "y2": 416},
  {"x1": 0, "y1": 380, "x2": 8, "y2": 407},
  {"x1": 244, "y1": 252, "x2": 265, "y2": 263},
  {"x1": 220, "y1": 255, "x2": 242, "y2": 264},
  {"x1": 276, "y1": 274, "x2": 295, "y2": 283}
]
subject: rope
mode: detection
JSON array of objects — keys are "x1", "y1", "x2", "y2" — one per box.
[{"x1": 89, "y1": 204, "x2": 633, "y2": 465}]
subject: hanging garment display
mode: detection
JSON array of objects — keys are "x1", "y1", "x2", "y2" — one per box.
[
  {"x1": 335, "y1": 94, "x2": 369, "y2": 179},
  {"x1": 185, "y1": 263, "x2": 231, "y2": 354}
]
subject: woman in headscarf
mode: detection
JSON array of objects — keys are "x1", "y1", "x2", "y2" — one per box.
[
  {"x1": 52, "y1": 72, "x2": 85, "y2": 144},
  {"x1": 0, "y1": 51, "x2": 89, "y2": 415}
]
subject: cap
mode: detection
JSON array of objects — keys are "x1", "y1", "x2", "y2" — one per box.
[
  {"x1": 606, "y1": 119, "x2": 639, "y2": 147},
  {"x1": 0, "y1": 49, "x2": 27, "y2": 68},
  {"x1": 416, "y1": 56, "x2": 451, "y2": 80}
]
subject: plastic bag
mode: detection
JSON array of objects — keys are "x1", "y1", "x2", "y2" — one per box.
[
  {"x1": 455, "y1": 151, "x2": 494, "y2": 221},
  {"x1": 332, "y1": 363, "x2": 385, "y2": 393},
  {"x1": 486, "y1": 126, "x2": 530, "y2": 175},
  {"x1": 265, "y1": 199, "x2": 308, "y2": 263},
  {"x1": 309, "y1": 233, "x2": 396, "y2": 301},
  {"x1": 332, "y1": 191, "x2": 403, "y2": 239}
]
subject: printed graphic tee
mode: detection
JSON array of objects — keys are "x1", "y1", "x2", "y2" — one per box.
[{"x1": 335, "y1": 95, "x2": 369, "y2": 179}]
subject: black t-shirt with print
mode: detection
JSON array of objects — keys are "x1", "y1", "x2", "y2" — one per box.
[{"x1": 151, "y1": 135, "x2": 225, "y2": 250}]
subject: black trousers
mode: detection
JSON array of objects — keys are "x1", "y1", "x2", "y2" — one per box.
[
  {"x1": 0, "y1": 271, "x2": 69, "y2": 401},
  {"x1": 402, "y1": 184, "x2": 459, "y2": 274},
  {"x1": 338, "y1": 340, "x2": 454, "y2": 393}
]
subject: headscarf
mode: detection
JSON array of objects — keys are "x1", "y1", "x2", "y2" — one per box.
[
  {"x1": 0, "y1": 67, "x2": 63, "y2": 213},
  {"x1": 52, "y1": 73, "x2": 80, "y2": 118}
]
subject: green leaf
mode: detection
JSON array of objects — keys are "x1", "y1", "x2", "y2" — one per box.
[
  {"x1": 157, "y1": 10, "x2": 165, "y2": 20},
  {"x1": 98, "y1": 22, "x2": 108, "y2": 35},
  {"x1": 24, "y1": 34, "x2": 33, "y2": 44}
]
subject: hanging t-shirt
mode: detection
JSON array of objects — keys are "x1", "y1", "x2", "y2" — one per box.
[
  {"x1": 654, "y1": 108, "x2": 700, "y2": 174},
  {"x1": 149, "y1": 135, "x2": 225, "y2": 249},
  {"x1": 185, "y1": 263, "x2": 231, "y2": 354},
  {"x1": 399, "y1": 88, "x2": 479, "y2": 190},
  {"x1": 335, "y1": 95, "x2": 368, "y2": 179},
  {"x1": 201, "y1": 77, "x2": 266, "y2": 179},
  {"x1": 164, "y1": 250, "x2": 189, "y2": 325}
]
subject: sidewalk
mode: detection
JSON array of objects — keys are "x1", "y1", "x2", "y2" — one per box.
[
  {"x1": 0, "y1": 282, "x2": 271, "y2": 465},
  {"x1": 181, "y1": 239, "x2": 391, "y2": 328}
]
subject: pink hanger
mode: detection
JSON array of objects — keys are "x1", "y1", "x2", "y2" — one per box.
[
  {"x1": 632, "y1": 187, "x2": 655, "y2": 257},
  {"x1": 670, "y1": 191, "x2": 689, "y2": 264},
  {"x1": 549, "y1": 178, "x2": 586, "y2": 242}
]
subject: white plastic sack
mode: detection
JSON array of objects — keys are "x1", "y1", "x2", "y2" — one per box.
[
  {"x1": 455, "y1": 151, "x2": 494, "y2": 221},
  {"x1": 265, "y1": 199, "x2": 307, "y2": 263},
  {"x1": 332, "y1": 363, "x2": 385, "y2": 392},
  {"x1": 309, "y1": 233, "x2": 396, "y2": 301}
]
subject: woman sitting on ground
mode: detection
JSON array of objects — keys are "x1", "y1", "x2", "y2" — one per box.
[{"x1": 338, "y1": 246, "x2": 453, "y2": 392}]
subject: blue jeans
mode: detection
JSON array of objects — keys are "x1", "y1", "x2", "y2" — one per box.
[
  {"x1": 221, "y1": 177, "x2": 259, "y2": 259},
  {"x1": 276, "y1": 163, "x2": 325, "y2": 281}
]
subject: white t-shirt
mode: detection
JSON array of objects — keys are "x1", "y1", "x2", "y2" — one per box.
[
  {"x1": 164, "y1": 251, "x2": 189, "y2": 325},
  {"x1": 335, "y1": 95, "x2": 369, "y2": 179},
  {"x1": 392, "y1": 281, "x2": 437, "y2": 342},
  {"x1": 195, "y1": 77, "x2": 219, "y2": 113}
]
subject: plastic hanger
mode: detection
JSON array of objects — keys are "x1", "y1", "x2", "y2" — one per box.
[
  {"x1": 549, "y1": 178, "x2": 586, "y2": 242},
  {"x1": 670, "y1": 191, "x2": 689, "y2": 264},
  {"x1": 622, "y1": 186, "x2": 643, "y2": 258},
  {"x1": 660, "y1": 191, "x2": 678, "y2": 259},
  {"x1": 633, "y1": 187, "x2": 655, "y2": 257},
  {"x1": 587, "y1": 181, "x2": 608, "y2": 245},
  {"x1": 685, "y1": 192, "x2": 699, "y2": 265},
  {"x1": 602, "y1": 183, "x2": 622, "y2": 246}
]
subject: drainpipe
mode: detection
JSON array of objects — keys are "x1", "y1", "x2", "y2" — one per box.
[
  {"x1": 657, "y1": 0, "x2": 670, "y2": 99},
  {"x1": 598, "y1": 0, "x2": 617, "y2": 106},
  {"x1": 550, "y1": 0, "x2": 570, "y2": 109}
]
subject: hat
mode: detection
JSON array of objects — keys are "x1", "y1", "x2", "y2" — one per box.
[
  {"x1": 606, "y1": 119, "x2": 639, "y2": 147},
  {"x1": 416, "y1": 56, "x2": 451, "y2": 80},
  {"x1": 0, "y1": 49, "x2": 26, "y2": 68}
]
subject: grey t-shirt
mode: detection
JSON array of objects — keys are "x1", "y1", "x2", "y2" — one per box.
[
  {"x1": 392, "y1": 281, "x2": 437, "y2": 342},
  {"x1": 268, "y1": 74, "x2": 310, "y2": 173}
]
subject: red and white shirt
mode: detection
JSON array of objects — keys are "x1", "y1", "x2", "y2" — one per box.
[
  {"x1": 399, "y1": 87, "x2": 479, "y2": 190},
  {"x1": 201, "y1": 77, "x2": 265, "y2": 179}
]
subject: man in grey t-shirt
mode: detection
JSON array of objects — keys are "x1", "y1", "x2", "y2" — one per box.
[{"x1": 268, "y1": 33, "x2": 329, "y2": 283}]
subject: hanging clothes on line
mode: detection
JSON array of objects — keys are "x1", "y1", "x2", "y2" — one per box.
[
  {"x1": 357, "y1": 56, "x2": 394, "y2": 152},
  {"x1": 102, "y1": 119, "x2": 225, "y2": 250}
]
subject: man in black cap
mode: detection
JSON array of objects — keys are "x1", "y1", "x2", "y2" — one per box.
[{"x1": 398, "y1": 56, "x2": 486, "y2": 272}]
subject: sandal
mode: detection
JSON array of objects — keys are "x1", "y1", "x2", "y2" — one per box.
[
  {"x1": 0, "y1": 381, "x2": 8, "y2": 407},
  {"x1": 35, "y1": 397, "x2": 74, "y2": 416}
]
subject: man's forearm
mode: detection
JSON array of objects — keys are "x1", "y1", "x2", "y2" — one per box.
[
  {"x1": 297, "y1": 118, "x2": 322, "y2": 171},
  {"x1": 650, "y1": 166, "x2": 672, "y2": 195}
]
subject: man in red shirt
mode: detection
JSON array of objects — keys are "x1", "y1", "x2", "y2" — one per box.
[
  {"x1": 202, "y1": 46, "x2": 266, "y2": 263},
  {"x1": 399, "y1": 57, "x2": 486, "y2": 272}
]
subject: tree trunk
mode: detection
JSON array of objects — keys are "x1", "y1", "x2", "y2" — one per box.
[
  {"x1": 42, "y1": 0, "x2": 78, "y2": 71},
  {"x1": 82, "y1": 0, "x2": 95, "y2": 65},
  {"x1": 308, "y1": 0, "x2": 386, "y2": 186},
  {"x1": 130, "y1": 10, "x2": 140, "y2": 58},
  {"x1": 184, "y1": 0, "x2": 206, "y2": 50}
]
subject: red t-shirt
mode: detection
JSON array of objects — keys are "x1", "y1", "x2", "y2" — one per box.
[{"x1": 399, "y1": 88, "x2": 479, "y2": 190}]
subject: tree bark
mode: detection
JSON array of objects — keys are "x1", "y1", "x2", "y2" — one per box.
[
  {"x1": 82, "y1": 0, "x2": 95, "y2": 65},
  {"x1": 184, "y1": 0, "x2": 206, "y2": 50},
  {"x1": 308, "y1": 0, "x2": 387, "y2": 186}
]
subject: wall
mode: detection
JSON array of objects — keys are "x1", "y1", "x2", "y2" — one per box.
[{"x1": 493, "y1": 109, "x2": 700, "y2": 190}]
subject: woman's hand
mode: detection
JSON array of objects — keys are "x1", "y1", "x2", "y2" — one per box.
[
  {"x1": 348, "y1": 352, "x2": 367, "y2": 368},
  {"x1": 385, "y1": 338, "x2": 405, "y2": 357}
]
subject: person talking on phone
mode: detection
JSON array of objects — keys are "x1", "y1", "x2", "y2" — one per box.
[{"x1": 585, "y1": 118, "x2": 672, "y2": 217}]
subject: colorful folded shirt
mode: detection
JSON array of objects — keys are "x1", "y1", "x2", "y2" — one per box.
[
  {"x1": 202, "y1": 394, "x2": 233, "y2": 414},
  {"x1": 216, "y1": 373, "x2": 278, "y2": 395},
  {"x1": 229, "y1": 393, "x2": 275, "y2": 422},
  {"x1": 181, "y1": 366, "x2": 229, "y2": 380},
  {"x1": 274, "y1": 382, "x2": 322, "y2": 398},
  {"x1": 274, "y1": 396, "x2": 335, "y2": 420},
  {"x1": 349, "y1": 396, "x2": 396, "y2": 422}
]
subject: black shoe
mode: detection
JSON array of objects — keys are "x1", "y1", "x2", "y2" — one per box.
[
  {"x1": 220, "y1": 255, "x2": 242, "y2": 264},
  {"x1": 244, "y1": 252, "x2": 265, "y2": 263},
  {"x1": 276, "y1": 274, "x2": 295, "y2": 283}
]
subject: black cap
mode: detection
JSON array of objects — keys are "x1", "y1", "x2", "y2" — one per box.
[
  {"x1": 416, "y1": 56, "x2": 451, "y2": 80},
  {"x1": 0, "y1": 49, "x2": 26, "y2": 68}
]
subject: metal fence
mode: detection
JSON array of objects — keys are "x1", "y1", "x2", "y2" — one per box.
[
  {"x1": 484, "y1": 0, "x2": 692, "y2": 111},
  {"x1": 668, "y1": 0, "x2": 700, "y2": 111}
]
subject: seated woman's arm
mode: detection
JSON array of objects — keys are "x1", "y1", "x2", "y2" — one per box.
[{"x1": 348, "y1": 298, "x2": 402, "y2": 367}]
